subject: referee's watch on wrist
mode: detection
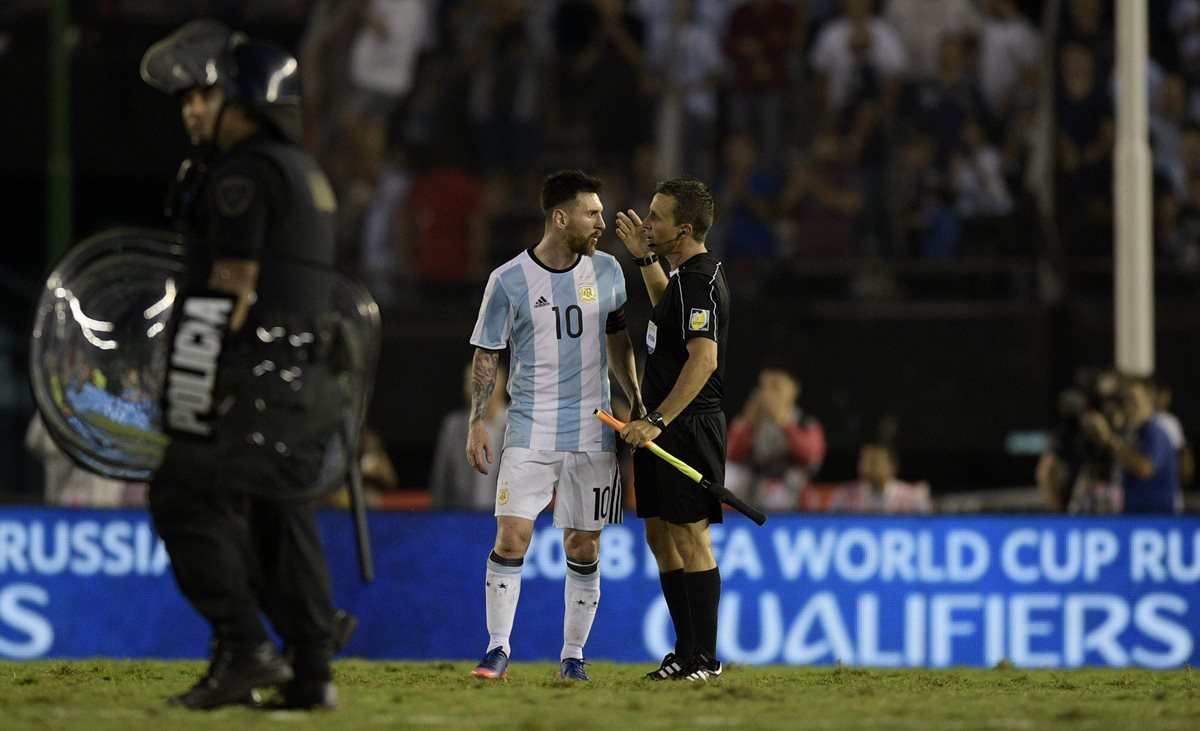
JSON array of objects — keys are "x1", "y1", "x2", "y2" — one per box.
[
  {"x1": 645, "y1": 411, "x2": 667, "y2": 430},
  {"x1": 633, "y1": 253, "x2": 659, "y2": 267}
]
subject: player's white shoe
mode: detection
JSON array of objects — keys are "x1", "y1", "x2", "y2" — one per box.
[
  {"x1": 645, "y1": 652, "x2": 686, "y2": 681},
  {"x1": 682, "y1": 651, "x2": 722, "y2": 682}
]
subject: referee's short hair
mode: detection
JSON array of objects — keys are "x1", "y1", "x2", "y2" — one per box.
[
  {"x1": 655, "y1": 177, "x2": 714, "y2": 241},
  {"x1": 541, "y1": 169, "x2": 603, "y2": 215}
]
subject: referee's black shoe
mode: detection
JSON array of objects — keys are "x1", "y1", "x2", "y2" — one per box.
[
  {"x1": 261, "y1": 679, "x2": 339, "y2": 710},
  {"x1": 644, "y1": 652, "x2": 687, "y2": 680},
  {"x1": 169, "y1": 640, "x2": 293, "y2": 710},
  {"x1": 681, "y1": 650, "x2": 723, "y2": 682}
]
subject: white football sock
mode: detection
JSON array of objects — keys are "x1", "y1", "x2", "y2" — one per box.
[
  {"x1": 562, "y1": 558, "x2": 600, "y2": 661},
  {"x1": 485, "y1": 552, "x2": 523, "y2": 656}
]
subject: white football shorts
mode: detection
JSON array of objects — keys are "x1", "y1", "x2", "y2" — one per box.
[{"x1": 494, "y1": 448, "x2": 622, "y2": 529}]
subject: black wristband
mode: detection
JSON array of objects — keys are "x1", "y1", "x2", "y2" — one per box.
[
  {"x1": 634, "y1": 253, "x2": 659, "y2": 267},
  {"x1": 645, "y1": 411, "x2": 667, "y2": 430}
]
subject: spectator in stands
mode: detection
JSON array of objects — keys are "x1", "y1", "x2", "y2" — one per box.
[
  {"x1": 1152, "y1": 74, "x2": 1190, "y2": 205},
  {"x1": 343, "y1": 0, "x2": 434, "y2": 206},
  {"x1": 636, "y1": 0, "x2": 734, "y2": 38},
  {"x1": 1083, "y1": 374, "x2": 1182, "y2": 514},
  {"x1": 553, "y1": 0, "x2": 654, "y2": 169},
  {"x1": 827, "y1": 442, "x2": 932, "y2": 513},
  {"x1": 457, "y1": 0, "x2": 545, "y2": 177},
  {"x1": 1180, "y1": 162, "x2": 1200, "y2": 253},
  {"x1": 724, "y1": 0, "x2": 805, "y2": 169},
  {"x1": 726, "y1": 367, "x2": 826, "y2": 512},
  {"x1": 976, "y1": 0, "x2": 1040, "y2": 127},
  {"x1": 952, "y1": 120, "x2": 1013, "y2": 255},
  {"x1": 779, "y1": 130, "x2": 864, "y2": 259},
  {"x1": 902, "y1": 33, "x2": 985, "y2": 169},
  {"x1": 644, "y1": 0, "x2": 726, "y2": 182},
  {"x1": 357, "y1": 139, "x2": 412, "y2": 305},
  {"x1": 809, "y1": 0, "x2": 908, "y2": 131},
  {"x1": 810, "y1": 3, "x2": 906, "y2": 255},
  {"x1": 394, "y1": 149, "x2": 489, "y2": 287},
  {"x1": 430, "y1": 363, "x2": 508, "y2": 511},
  {"x1": 892, "y1": 131, "x2": 958, "y2": 258},
  {"x1": 1155, "y1": 382, "x2": 1195, "y2": 489},
  {"x1": 298, "y1": 0, "x2": 366, "y2": 179},
  {"x1": 1056, "y1": 41, "x2": 1115, "y2": 255},
  {"x1": 1058, "y1": 0, "x2": 1113, "y2": 75},
  {"x1": 712, "y1": 133, "x2": 783, "y2": 280},
  {"x1": 25, "y1": 415, "x2": 147, "y2": 507},
  {"x1": 883, "y1": 0, "x2": 981, "y2": 84},
  {"x1": 1168, "y1": 0, "x2": 1200, "y2": 86},
  {"x1": 1162, "y1": 131, "x2": 1200, "y2": 264}
]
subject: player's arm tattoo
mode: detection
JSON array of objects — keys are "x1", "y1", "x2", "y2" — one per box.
[{"x1": 469, "y1": 350, "x2": 500, "y2": 423}]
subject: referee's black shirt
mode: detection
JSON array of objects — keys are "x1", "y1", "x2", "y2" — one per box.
[{"x1": 642, "y1": 252, "x2": 730, "y2": 414}]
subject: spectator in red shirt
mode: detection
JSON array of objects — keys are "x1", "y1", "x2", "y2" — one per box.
[
  {"x1": 394, "y1": 157, "x2": 489, "y2": 285},
  {"x1": 726, "y1": 366, "x2": 826, "y2": 511}
]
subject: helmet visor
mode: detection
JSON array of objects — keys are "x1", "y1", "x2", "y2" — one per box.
[{"x1": 140, "y1": 19, "x2": 237, "y2": 94}]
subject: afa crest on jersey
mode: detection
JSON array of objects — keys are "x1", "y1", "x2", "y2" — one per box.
[
  {"x1": 578, "y1": 284, "x2": 597, "y2": 303},
  {"x1": 689, "y1": 308, "x2": 711, "y2": 332}
]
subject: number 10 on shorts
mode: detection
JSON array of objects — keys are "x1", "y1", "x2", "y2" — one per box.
[{"x1": 592, "y1": 481, "x2": 623, "y2": 524}]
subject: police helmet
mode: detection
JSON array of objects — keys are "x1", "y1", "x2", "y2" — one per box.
[
  {"x1": 142, "y1": 20, "x2": 303, "y2": 143},
  {"x1": 216, "y1": 38, "x2": 303, "y2": 143}
]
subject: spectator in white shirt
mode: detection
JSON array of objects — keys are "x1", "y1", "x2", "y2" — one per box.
[
  {"x1": 809, "y1": 0, "x2": 908, "y2": 122},
  {"x1": 976, "y1": 0, "x2": 1040, "y2": 122},
  {"x1": 883, "y1": 0, "x2": 981, "y2": 83}
]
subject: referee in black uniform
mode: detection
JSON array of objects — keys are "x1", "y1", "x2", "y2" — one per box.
[
  {"x1": 615, "y1": 178, "x2": 729, "y2": 681},
  {"x1": 141, "y1": 23, "x2": 344, "y2": 710}
]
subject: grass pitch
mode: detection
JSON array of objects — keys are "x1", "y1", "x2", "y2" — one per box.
[{"x1": 1, "y1": 660, "x2": 1198, "y2": 730}]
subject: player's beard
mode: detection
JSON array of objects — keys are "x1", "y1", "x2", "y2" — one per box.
[{"x1": 568, "y1": 230, "x2": 600, "y2": 257}]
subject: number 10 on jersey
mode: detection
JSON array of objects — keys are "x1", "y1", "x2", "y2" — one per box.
[{"x1": 553, "y1": 305, "x2": 583, "y2": 339}]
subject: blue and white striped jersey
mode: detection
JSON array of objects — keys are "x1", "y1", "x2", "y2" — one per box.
[{"x1": 470, "y1": 248, "x2": 627, "y2": 452}]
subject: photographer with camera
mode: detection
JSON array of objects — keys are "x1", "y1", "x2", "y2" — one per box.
[
  {"x1": 1036, "y1": 368, "x2": 1122, "y2": 513},
  {"x1": 726, "y1": 367, "x2": 825, "y2": 512},
  {"x1": 1082, "y1": 374, "x2": 1182, "y2": 514}
]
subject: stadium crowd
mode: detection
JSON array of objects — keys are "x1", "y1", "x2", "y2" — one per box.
[{"x1": 47, "y1": 0, "x2": 1199, "y2": 295}]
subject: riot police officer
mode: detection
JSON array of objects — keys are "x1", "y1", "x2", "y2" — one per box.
[{"x1": 141, "y1": 22, "x2": 344, "y2": 710}]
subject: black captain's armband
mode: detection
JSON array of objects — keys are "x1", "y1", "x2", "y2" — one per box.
[{"x1": 605, "y1": 307, "x2": 627, "y2": 334}]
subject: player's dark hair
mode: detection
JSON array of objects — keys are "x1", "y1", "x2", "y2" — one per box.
[
  {"x1": 655, "y1": 177, "x2": 714, "y2": 241},
  {"x1": 540, "y1": 169, "x2": 602, "y2": 215}
]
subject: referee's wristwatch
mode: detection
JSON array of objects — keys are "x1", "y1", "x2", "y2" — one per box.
[{"x1": 644, "y1": 411, "x2": 667, "y2": 430}]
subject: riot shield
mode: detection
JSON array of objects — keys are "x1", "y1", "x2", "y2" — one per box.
[
  {"x1": 29, "y1": 227, "x2": 381, "y2": 503},
  {"x1": 29, "y1": 228, "x2": 184, "y2": 480}
]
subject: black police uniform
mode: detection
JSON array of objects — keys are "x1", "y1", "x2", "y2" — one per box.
[
  {"x1": 634, "y1": 251, "x2": 730, "y2": 526},
  {"x1": 148, "y1": 132, "x2": 340, "y2": 693}
]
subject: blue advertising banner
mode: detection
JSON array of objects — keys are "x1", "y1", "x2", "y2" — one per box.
[{"x1": 1, "y1": 508, "x2": 1198, "y2": 668}]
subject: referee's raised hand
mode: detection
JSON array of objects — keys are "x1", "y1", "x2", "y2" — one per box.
[{"x1": 615, "y1": 210, "x2": 650, "y2": 258}]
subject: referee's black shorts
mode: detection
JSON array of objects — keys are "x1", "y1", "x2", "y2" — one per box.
[{"x1": 633, "y1": 411, "x2": 725, "y2": 525}]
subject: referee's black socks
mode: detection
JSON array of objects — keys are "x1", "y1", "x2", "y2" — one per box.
[
  {"x1": 684, "y1": 567, "x2": 721, "y2": 659},
  {"x1": 660, "y1": 569, "x2": 694, "y2": 658}
]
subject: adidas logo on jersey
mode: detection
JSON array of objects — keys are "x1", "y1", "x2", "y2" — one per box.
[{"x1": 533, "y1": 296, "x2": 550, "y2": 308}]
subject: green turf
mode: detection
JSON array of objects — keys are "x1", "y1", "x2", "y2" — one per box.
[{"x1": 1, "y1": 660, "x2": 1198, "y2": 730}]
